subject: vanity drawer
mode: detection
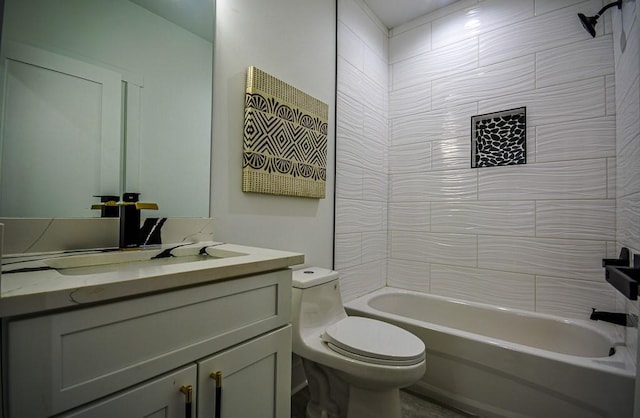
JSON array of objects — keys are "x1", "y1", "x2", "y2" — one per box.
[{"x1": 7, "y1": 269, "x2": 291, "y2": 417}]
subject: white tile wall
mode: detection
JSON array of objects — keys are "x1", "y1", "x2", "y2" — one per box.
[
  {"x1": 536, "y1": 35, "x2": 614, "y2": 88},
  {"x1": 431, "y1": 55, "x2": 536, "y2": 110},
  {"x1": 535, "y1": 276, "x2": 617, "y2": 319},
  {"x1": 390, "y1": 103, "x2": 477, "y2": 145},
  {"x1": 536, "y1": 200, "x2": 616, "y2": 240},
  {"x1": 430, "y1": 264, "x2": 535, "y2": 310},
  {"x1": 391, "y1": 231, "x2": 477, "y2": 266},
  {"x1": 535, "y1": 117, "x2": 616, "y2": 162},
  {"x1": 477, "y1": 236, "x2": 606, "y2": 281},
  {"x1": 335, "y1": 0, "x2": 637, "y2": 322},
  {"x1": 478, "y1": 0, "x2": 602, "y2": 66},
  {"x1": 431, "y1": 201, "x2": 535, "y2": 236},
  {"x1": 335, "y1": 0, "x2": 389, "y2": 299},
  {"x1": 387, "y1": 259, "x2": 430, "y2": 292}
]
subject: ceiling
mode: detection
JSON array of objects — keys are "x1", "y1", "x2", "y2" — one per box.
[
  {"x1": 129, "y1": 0, "x2": 214, "y2": 42},
  {"x1": 363, "y1": 0, "x2": 459, "y2": 28}
]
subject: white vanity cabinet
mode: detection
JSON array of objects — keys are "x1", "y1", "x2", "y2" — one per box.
[
  {"x1": 60, "y1": 365, "x2": 199, "y2": 418},
  {"x1": 5, "y1": 269, "x2": 293, "y2": 418}
]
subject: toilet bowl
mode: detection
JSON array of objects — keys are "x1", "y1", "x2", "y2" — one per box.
[{"x1": 291, "y1": 267, "x2": 426, "y2": 418}]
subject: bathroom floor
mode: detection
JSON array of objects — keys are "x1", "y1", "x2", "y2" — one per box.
[{"x1": 291, "y1": 387, "x2": 474, "y2": 418}]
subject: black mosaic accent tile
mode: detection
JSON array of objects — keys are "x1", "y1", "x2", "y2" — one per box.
[{"x1": 471, "y1": 107, "x2": 526, "y2": 168}]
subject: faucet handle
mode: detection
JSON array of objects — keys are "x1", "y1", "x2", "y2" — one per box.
[
  {"x1": 119, "y1": 192, "x2": 158, "y2": 210},
  {"x1": 133, "y1": 202, "x2": 159, "y2": 210},
  {"x1": 91, "y1": 195, "x2": 120, "y2": 217}
]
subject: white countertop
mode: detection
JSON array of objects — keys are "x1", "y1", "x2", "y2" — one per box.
[{"x1": 0, "y1": 242, "x2": 304, "y2": 317}]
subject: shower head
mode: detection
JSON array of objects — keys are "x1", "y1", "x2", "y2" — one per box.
[{"x1": 577, "y1": 1, "x2": 622, "y2": 38}]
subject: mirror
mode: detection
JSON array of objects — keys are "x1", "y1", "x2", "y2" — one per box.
[{"x1": 0, "y1": 0, "x2": 213, "y2": 218}]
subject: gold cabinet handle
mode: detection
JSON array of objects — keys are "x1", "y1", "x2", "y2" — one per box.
[
  {"x1": 210, "y1": 372, "x2": 223, "y2": 418},
  {"x1": 180, "y1": 385, "x2": 193, "y2": 418}
]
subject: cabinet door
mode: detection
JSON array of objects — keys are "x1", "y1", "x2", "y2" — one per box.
[
  {"x1": 61, "y1": 365, "x2": 197, "y2": 418},
  {"x1": 197, "y1": 325, "x2": 292, "y2": 418}
]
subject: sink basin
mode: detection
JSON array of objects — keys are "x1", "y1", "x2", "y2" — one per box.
[{"x1": 43, "y1": 244, "x2": 247, "y2": 276}]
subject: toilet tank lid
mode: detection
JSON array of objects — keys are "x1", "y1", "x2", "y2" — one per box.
[{"x1": 292, "y1": 267, "x2": 339, "y2": 288}]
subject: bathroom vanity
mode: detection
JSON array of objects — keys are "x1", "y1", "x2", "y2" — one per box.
[{"x1": 0, "y1": 243, "x2": 304, "y2": 418}]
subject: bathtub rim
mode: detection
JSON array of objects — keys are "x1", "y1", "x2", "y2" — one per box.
[{"x1": 345, "y1": 286, "x2": 635, "y2": 378}]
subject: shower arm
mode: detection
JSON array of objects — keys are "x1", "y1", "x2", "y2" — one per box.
[{"x1": 593, "y1": 1, "x2": 622, "y2": 19}]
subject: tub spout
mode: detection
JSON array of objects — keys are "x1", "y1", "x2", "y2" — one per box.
[{"x1": 590, "y1": 309, "x2": 638, "y2": 327}]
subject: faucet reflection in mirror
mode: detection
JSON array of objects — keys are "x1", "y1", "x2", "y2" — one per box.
[
  {"x1": 0, "y1": 0, "x2": 213, "y2": 218},
  {"x1": 92, "y1": 193, "x2": 159, "y2": 249}
]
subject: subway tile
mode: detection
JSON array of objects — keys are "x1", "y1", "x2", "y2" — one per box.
[
  {"x1": 618, "y1": 193, "x2": 640, "y2": 251},
  {"x1": 391, "y1": 169, "x2": 477, "y2": 202},
  {"x1": 335, "y1": 161, "x2": 363, "y2": 199},
  {"x1": 430, "y1": 264, "x2": 535, "y2": 311},
  {"x1": 432, "y1": 55, "x2": 535, "y2": 109},
  {"x1": 336, "y1": 92, "x2": 364, "y2": 135},
  {"x1": 338, "y1": 259, "x2": 386, "y2": 302},
  {"x1": 363, "y1": 168, "x2": 388, "y2": 201},
  {"x1": 608, "y1": 157, "x2": 616, "y2": 199},
  {"x1": 479, "y1": 78, "x2": 605, "y2": 126},
  {"x1": 361, "y1": 71, "x2": 388, "y2": 115},
  {"x1": 335, "y1": 198, "x2": 384, "y2": 233},
  {"x1": 392, "y1": 37, "x2": 478, "y2": 90},
  {"x1": 605, "y1": 74, "x2": 616, "y2": 116},
  {"x1": 391, "y1": 231, "x2": 477, "y2": 266},
  {"x1": 618, "y1": 133, "x2": 640, "y2": 197},
  {"x1": 536, "y1": 35, "x2": 614, "y2": 88},
  {"x1": 536, "y1": 200, "x2": 616, "y2": 240},
  {"x1": 387, "y1": 259, "x2": 430, "y2": 292},
  {"x1": 334, "y1": 233, "x2": 361, "y2": 269},
  {"x1": 431, "y1": 0, "x2": 534, "y2": 50},
  {"x1": 389, "y1": 142, "x2": 431, "y2": 173},
  {"x1": 479, "y1": 0, "x2": 602, "y2": 66},
  {"x1": 534, "y1": 0, "x2": 587, "y2": 16},
  {"x1": 389, "y1": 201, "x2": 430, "y2": 232},
  {"x1": 536, "y1": 276, "x2": 617, "y2": 319},
  {"x1": 362, "y1": 231, "x2": 387, "y2": 263},
  {"x1": 338, "y1": 21, "x2": 364, "y2": 70},
  {"x1": 364, "y1": 44, "x2": 388, "y2": 88},
  {"x1": 389, "y1": 22, "x2": 431, "y2": 63},
  {"x1": 338, "y1": 0, "x2": 387, "y2": 59},
  {"x1": 478, "y1": 236, "x2": 606, "y2": 281},
  {"x1": 389, "y1": 83, "x2": 432, "y2": 119},
  {"x1": 430, "y1": 136, "x2": 469, "y2": 170},
  {"x1": 535, "y1": 117, "x2": 616, "y2": 162},
  {"x1": 337, "y1": 57, "x2": 365, "y2": 103},
  {"x1": 478, "y1": 159, "x2": 607, "y2": 200},
  {"x1": 337, "y1": 127, "x2": 385, "y2": 172},
  {"x1": 617, "y1": 76, "x2": 640, "y2": 150},
  {"x1": 364, "y1": 107, "x2": 388, "y2": 146},
  {"x1": 431, "y1": 201, "x2": 535, "y2": 236},
  {"x1": 391, "y1": 0, "x2": 478, "y2": 36},
  {"x1": 391, "y1": 103, "x2": 477, "y2": 146}
]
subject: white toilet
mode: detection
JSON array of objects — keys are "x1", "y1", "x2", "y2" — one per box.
[{"x1": 291, "y1": 267, "x2": 426, "y2": 418}]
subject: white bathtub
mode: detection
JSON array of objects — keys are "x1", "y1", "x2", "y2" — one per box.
[{"x1": 345, "y1": 287, "x2": 635, "y2": 418}]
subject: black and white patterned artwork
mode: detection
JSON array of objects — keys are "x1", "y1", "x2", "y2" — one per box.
[{"x1": 471, "y1": 107, "x2": 526, "y2": 168}]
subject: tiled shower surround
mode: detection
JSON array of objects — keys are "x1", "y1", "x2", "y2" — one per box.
[{"x1": 335, "y1": 0, "x2": 640, "y2": 345}]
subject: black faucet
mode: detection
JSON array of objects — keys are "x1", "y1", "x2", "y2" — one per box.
[
  {"x1": 590, "y1": 308, "x2": 638, "y2": 327},
  {"x1": 119, "y1": 192, "x2": 159, "y2": 249}
]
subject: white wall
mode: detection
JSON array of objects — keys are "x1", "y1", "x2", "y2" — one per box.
[
  {"x1": 382, "y1": 0, "x2": 619, "y2": 319},
  {"x1": 334, "y1": 0, "x2": 389, "y2": 301},
  {"x1": 211, "y1": 0, "x2": 336, "y2": 268}
]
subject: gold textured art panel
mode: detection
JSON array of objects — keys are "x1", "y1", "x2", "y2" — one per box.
[{"x1": 242, "y1": 66, "x2": 328, "y2": 199}]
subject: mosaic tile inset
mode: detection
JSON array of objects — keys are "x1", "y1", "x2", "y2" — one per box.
[{"x1": 471, "y1": 107, "x2": 526, "y2": 168}]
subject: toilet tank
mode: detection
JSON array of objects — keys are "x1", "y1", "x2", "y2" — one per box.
[{"x1": 292, "y1": 267, "x2": 347, "y2": 333}]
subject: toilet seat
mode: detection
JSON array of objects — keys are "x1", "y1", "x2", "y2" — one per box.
[{"x1": 322, "y1": 316, "x2": 425, "y2": 366}]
